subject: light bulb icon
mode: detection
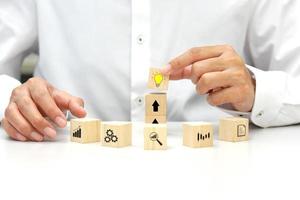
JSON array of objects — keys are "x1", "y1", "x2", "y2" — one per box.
[{"x1": 153, "y1": 73, "x2": 164, "y2": 87}]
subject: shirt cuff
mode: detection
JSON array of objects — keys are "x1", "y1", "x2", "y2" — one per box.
[
  {"x1": 246, "y1": 65, "x2": 287, "y2": 128},
  {"x1": 0, "y1": 75, "x2": 21, "y2": 121}
]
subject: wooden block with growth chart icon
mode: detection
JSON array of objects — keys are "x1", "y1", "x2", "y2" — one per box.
[
  {"x1": 147, "y1": 67, "x2": 169, "y2": 90},
  {"x1": 144, "y1": 124, "x2": 167, "y2": 150},
  {"x1": 70, "y1": 118, "x2": 101, "y2": 143},
  {"x1": 183, "y1": 122, "x2": 213, "y2": 148},
  {"x1": 219, "y1": 117, "x2": 249, "y2": 142},
  {"x1": 101, "y1": 122, "x2": 132, "y2": 148}
]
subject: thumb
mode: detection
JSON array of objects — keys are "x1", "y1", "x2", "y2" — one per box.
[{"x1": 52, "y1": 90, "x2": 87, "y2": 118}]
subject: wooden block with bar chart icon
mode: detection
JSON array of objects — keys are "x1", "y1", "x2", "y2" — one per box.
[
  {"x1": 182, "y1": 122, "x2": 213, "y2": 148},
  {"x1": 147, "y1": 67, "x2": 169, "y2": 90},
  {"x1": 144, "y1": 124, "x2": 167, "y2": 150},
  {"x1": 219, "y1": 117, "x2": 249, "y2": 142},
  {"x1": 145, "y1": 93, "x2": 167, "y2": 116},
  {"x1": 101, "y1": 122, "x2": 132, "y2": 148},
  {"x1": 70, "y1": 118, "x2": 101, "y2": 143}
]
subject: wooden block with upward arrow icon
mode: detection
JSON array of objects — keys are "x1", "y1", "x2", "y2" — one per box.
[{"x1": 145, "y1": 93, "x2": 167, "y2": 124}]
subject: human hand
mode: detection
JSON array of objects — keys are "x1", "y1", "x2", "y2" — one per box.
[
  {"x1": 162, "y1": 45, "x2": 255, "y2": 112},
  {"x1": 1, "y1": 77, "x2": 86, "y2": 141}
]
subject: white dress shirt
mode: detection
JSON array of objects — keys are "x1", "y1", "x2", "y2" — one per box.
[{"x1": 1, "y1": 0, "x2": 300, "y2": 128}]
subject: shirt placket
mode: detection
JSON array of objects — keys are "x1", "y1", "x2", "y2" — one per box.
[{"x1": 130, "y1": 0, "x2": 151, "y2": 121}]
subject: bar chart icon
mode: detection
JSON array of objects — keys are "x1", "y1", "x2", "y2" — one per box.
[
  {"x1": 72, "y1": 126, "x2": 82, "y2": 138},
  {"x1": 197, "y1": 132, "x2": 210, "y2": 141}
]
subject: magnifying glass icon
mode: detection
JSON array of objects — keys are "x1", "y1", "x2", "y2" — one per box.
[{"x1": 149, "y1": 132, "x2": 163, "y2": 146}]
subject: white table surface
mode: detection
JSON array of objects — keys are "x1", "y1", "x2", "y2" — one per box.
[{"x1": 0, "y1": 122, "x2": 300, "y2": 200}]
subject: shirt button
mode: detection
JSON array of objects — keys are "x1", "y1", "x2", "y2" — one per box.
[
  {"x1": 137, "y1": 34, "x2": 144, "y2": 44},
  {"x1": 135, "y1": 96, "x2": 144, "y2": 106},
  {"x1": 256, "y1": 111, "x2": 264, "y2": 117}
]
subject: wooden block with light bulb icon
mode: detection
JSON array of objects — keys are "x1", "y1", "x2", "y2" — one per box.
[
  {"x1": 144, "y1": 124, "x2": 167, "y2": 150},
  {"x1": 183, "y1": 122, "x2": 213, "y2": 148},
  {"x1": 70, "y1": 118, "x2": 101, "y2": 143},
  {"x1": 219, "y1": 117, "x2": 249, "y2": 142},
  {"x1": 147, "y1": 67, "x2": 169, "y2": 90}
]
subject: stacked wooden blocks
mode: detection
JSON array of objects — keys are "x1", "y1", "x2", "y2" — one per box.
[
  {"x1": 144, "y1": 67, "x2": 169, "y2": 150},
  {"x1": 69, "y1": 67, "x2": 250, "y2": 148}
]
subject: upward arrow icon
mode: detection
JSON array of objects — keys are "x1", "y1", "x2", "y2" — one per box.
[{"x1": 152, "y1": 100, "x2": 160, "y2": 112}]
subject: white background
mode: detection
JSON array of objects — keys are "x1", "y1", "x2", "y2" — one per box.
[{"x1": 0, "y1": 122, "x2": 300, "y2": 200}]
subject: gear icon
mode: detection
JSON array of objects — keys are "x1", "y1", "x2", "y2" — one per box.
[
  {"x1": 104, "y1": 136, "x2": 111, "y2": 143},
  {"x1": 104, "y1": 129, "x2": 118, "y2": 143},
  {"x1": 106, "y1": 129, "x2": 114, "y2": 136},
  {"x1": 111, "y1": 135, "x2": 118, "y2": 142}
]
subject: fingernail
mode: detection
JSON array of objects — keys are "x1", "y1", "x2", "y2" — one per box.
[
  {"x1": 160, "y1": 64, "x2": 172, "y2": 75},
  {"x1": 30, "y1": 132, "x2": 44, "y2": 141},
  {"x1": 16, "y1": 133, "x2": 27, "y2": 141},
  {"x1": 55, "y1": 116, "x2": 67, "y2": 128},
  {"x1": 43, "y1": 127, "x2": 57, "y2": 138},
  {"x1": 75, "y1": 104, "x2": 86, "y2": 115}
]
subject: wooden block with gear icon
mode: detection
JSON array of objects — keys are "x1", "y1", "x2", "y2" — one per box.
[
  {"x1": 183, "y1": 122, "x2": 213, "y2": 148},
  {"x1": 101, "y1": 122, "x2": 132, "y2": 147},
  {"x1": 70, "y1": 118, "x2": 101, "y2": 143},
  {"x1": 144, "y1": 124, "x2": 167, "y2": 150},
  {"x1": 219, "y1": 117, "x2": 249, "y2": 142},
  {"x1": 147, "y1": 67, "x2": 169, "y2": 90}
]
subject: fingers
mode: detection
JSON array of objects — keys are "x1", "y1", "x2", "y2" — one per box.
[
  {"x1": 190, "y1": 58, "x2": 227, "y2": 84},
  {"x1": 195, "y1": 71, "x2": 233, "y2": 95},
  {"x1": 168, "y1": 66, "x2": 192, "y2": 80},
  {"x1": 52, "y1": 90, "x2": 86, "y2": 118},
  {"x1": 1, "y1": 118, "x2": 27, "y2": 141},
  {"x1": 4, "y1": 102, "x2": 43, "y2": 141},
  {"x1": 165, "y1": 45, "x2": 230, "y2": 74},
  {"x1": 207, "y1": 87, "x2": 242, "y2": 107},
  {"x1": 14, "y1": 95, "x2": 56, "y2": 139},
  {"x1": 28, "y1": 82, "x2": 67, "y2": 128}
]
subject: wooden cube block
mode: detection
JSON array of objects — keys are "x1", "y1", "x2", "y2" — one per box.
[
  {"x1": 144, "y1": 124, "x2": 167, "y2": 150},
  {"x1": 101, "y1": 122, "x2": 132, "y2": 148},
  {"x1": 147, "y1": 67, "x2": 169, "y2": 90},
  {"x1": 219, "y1": 117, "x2": 249, "y2": 142},
  {"x1": 70, "y1": 118, "x2": 101, "y2": 143},
  {"x1": 145, "y1": 115, "x2": 167, "y2": 124},
  {"x1": 183, "y1": 122, "x2": 213, "y2": 148},
  {"x1": 145, "y1": 93, "x2": 167, "y2": 116}
]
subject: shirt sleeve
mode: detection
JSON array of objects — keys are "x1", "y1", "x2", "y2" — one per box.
[
  {"x1": 221, "y1": 0, "x2": 300, "y2": 128},
  {"x1": 0, "y1": 0, "x2": 38, "y2": 121}
]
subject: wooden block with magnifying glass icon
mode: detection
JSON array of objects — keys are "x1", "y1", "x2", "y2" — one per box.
[
  {"x1": 219, "y1": 117, "x2": 249, "y2": 142},
  {"x1": 147, "y1": 67, "x2": 169, "y2": 90},
  {"x1": 144, "y1": 124, "x2": 167, "y2": 150}
]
